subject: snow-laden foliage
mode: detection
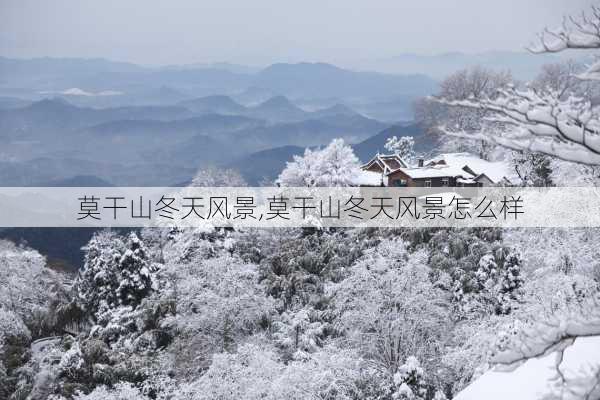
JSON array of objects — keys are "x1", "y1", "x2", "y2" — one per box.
[
  {"x1": 392, "y1": 356, "x2": 428, "y2": 400},
  {"x1": 418, "y1": 67, "x2": 512, "y2": 160},
  {"x1": 174, "y1": 341, "x2": 365, "y2": 400},
  {"x1": 116, "y1": 232, "x2": 153, "y2": 308},
  {"x1": 65, "y1": 382, "x2": 149, "y2": 400},
  {"x1": 550, "y1": 158, "x2": 600, "y2": 186},
  {"x1": 278, "y1": 138, "x2": 361, "y2": 187},
  {"x1": 57, "y1": 342, "x2": 85, "y2": 379},
  {"x1": 0, "y1": 309, "x2": 31, "y2": 348},
  {"x1": 0, "y1": 240, "x2": 57, "y2": 319},
  {"x1": 2, "y1": 223, "x2": 599, "y2": 400},
  {"x1": 504, "y1": 228, "x2": 600, "y2": 278},
  {"x1": 331, "y1": 238, "x2": 450, "y2": 384},
  {"x1": 160, "y1": 253, "x2": 275, "y2": 353},
  {"x1": 77, "y1": 231, "x2": 153, "y2": 320},
  {"x1": 190, "y1": 166, "x2": 247, "y2": 187},
  {"x1": 507, "y1": 150, "x2": 553, "y2": 186},
  {"x1": 385, "y1": 136, "x2": 416, "y2": 165},
  {"x1": 77, "y1": 230, "x2": 125, "y2": 316},
  {"x1": 475, "y1": 251, "x2": 524, "y2": 315},
  {"x1": 419, "y1": 228, "x2": 523, "y2": 317}
]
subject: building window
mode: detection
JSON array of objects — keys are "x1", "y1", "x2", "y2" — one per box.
[
  {"x1": 393, "y1": 179, "x2": 407, "y2": 187},
  {"x1": 424, "y1": 180, "x2": 432, "y2": 187},
  {"x1": 442, "y1": 178, "x2": 449, "y2": 186}
]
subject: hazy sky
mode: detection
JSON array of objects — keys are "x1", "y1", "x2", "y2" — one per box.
[{"x1": 0, "y1": 0, "x2": 596, "y2": 67}]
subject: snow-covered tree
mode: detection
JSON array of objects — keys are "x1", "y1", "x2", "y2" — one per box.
[
  {"x1": 508, "y1": 150, "x2": 553, "y2": 186},
  {"x1": 116, "y1": 233, "x2": 152, "y2": 308},
  {"x1": 278, "y1": 138, "x2": 361, "y2": 187},
  {"x1": 385, "y1": 136, "x2": 416, "y2": 164},
  {"x1": 57, "y1": 342, "x2": 85, "y2": 380},
  {"x1": 392, "y1": 356, "x2": 427, "y2": 400},
  {"x1": 0, "y1": 240, "x2": 57, "y2": 319},
  {"x1": 77, "y1": 231, "x2": 124, "y2": 316},
  {"x1": 530, "y1": 60, "x2": 597, "y2": 101},
  {"x1": 476, "y1": 251, "x2": 523, "y2": 315},
  {"x1": 331, "y1": 238, "x2": 450, "y2": 376},
  {"x1": 277, "y1": 148, "x2": 322, "y2": 187},
  {"x1": 174, "y1": 341, "x2": 364, "y2": 400},
  {"x1": 273, "y1": 306, "x2": 327, "y2": 358},
  {"x1": 421, "y1": 67, "x2": 512, "y2": 160},
  {"x1": 77, "y1": 231, "x2": 153, "y2": 325},
  {"x1": 550, "y1": 158, "x2": 600, "y2": 186},
  {"x1": 190, "y1": 166, "x2": 247, "y2": 187},
  {"x1": 172, "y1": 342, "x2": 286, "y2": 400},
  {"x1": 67, "y1": 382, "x2": 150, "y2": 400}
]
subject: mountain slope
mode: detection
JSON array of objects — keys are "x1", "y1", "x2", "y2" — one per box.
[
  {"x1": 0, "y1": 99, "x2": 194, "y2": 139},
  {"x1": 247, "y1": 96, "x2": 308, "y2": 122},
  {"x1": 179, "y1": 95, "x2": 247, "y2": 115},
  {"x1": 253, "y1": 62, "x2": 437, "y2": 99},
  {"x1": 353, "y1": 123, "x2": 438, "y2": 162},
  {"x1": 226, "y1": 145, "x2": 305, "y2": 185}
]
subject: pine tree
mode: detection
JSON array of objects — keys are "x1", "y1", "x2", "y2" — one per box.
[
  {"x1": 77, "y1": 231, "x2": 124, "y2": 317},
  {"x1": 495, "y1": 252, "x2": 523, "y2": 314},
  {"x1": 392, "y1": 356, "x2": 427, "y2": 400},
  {"x1": 116, "y1": 232, "x2": 152, "y2": 308},
  {"x1": 77, "y1": 231, "x2": 154, "y2": 322}
]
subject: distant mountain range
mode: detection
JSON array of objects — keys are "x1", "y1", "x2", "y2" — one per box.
[
  {"x1": 0, "y1": 57, "x2": 437, "y2": 107},
  {"x1": 0, "y1": 98, "x2": 433, "y2": 186},
  {"x1": 0, "y1": 98, "x2": 193, "y2": 139},
  {"x1": 0, "y1": 56, "x2": 463, "y2": 189},
  {"x1": 356, "y1": 51, "x2": 571, "y2": 80},
  {"x1": 0, "y1": 96, "x2": 395, "y2": 185},
  {"x1": 180, "y1": 94, "x2": 367, "y2": 122}
]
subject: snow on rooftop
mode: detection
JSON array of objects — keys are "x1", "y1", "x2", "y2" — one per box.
[
  {"x1": 426, "y1": 153, "x2": 512, "y2": 184},
  {"x1": 353, "y1": 170, "x2": 384, "y2": 186},
  {"x1": 455, "y1": 335, "x2": 600, "y2": 400},
  {"x1": 361, "y1": 153, "x2": 406, "y2": 171},
  {"x1": 400, "y1": 165, "x2": 466, "y2": 179}
]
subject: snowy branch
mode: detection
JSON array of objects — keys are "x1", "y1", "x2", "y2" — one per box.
[
  {"x1": 528, "y1": 6, "x2": 600, "y2": 54},
  {"x1": 492, "y1": 298, "x2": 600, "y2": 366},
  {"x1": 434, "y1": 86, "x2": 600, "y2": 165},
  {"x1": 528, "y1": 5, "x2": 600, "y2": 81}
]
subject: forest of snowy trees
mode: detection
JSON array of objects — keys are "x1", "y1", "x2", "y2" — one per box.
[
  {"x1": 1, "y1": 4, "x2": 600, "y2": 400},
  {"x1": 1, "y1": 222, "x2": 599, "y2": 399}
]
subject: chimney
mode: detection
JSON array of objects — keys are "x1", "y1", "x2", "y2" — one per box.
[{"x1": 418, "y1": 158, "x2": 424, "y2": 167}]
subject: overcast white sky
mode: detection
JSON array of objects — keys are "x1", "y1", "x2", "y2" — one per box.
[{"x1": 0, "y1": 0, "x2": 596, "y2": 66}]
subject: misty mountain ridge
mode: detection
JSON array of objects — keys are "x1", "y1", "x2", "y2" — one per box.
[
  {"x1": 0, "y1": 56, "x2": 443, "y2": 188},
  {"x1": 0, "y1": 57, "x2": 437, "y2": 105},
  {"x1": 359, "y1": 50, "x2": 573, "y2": 80},
  {"x1": 0, "y1": 94, "x2": 393, "y2": 182}
]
